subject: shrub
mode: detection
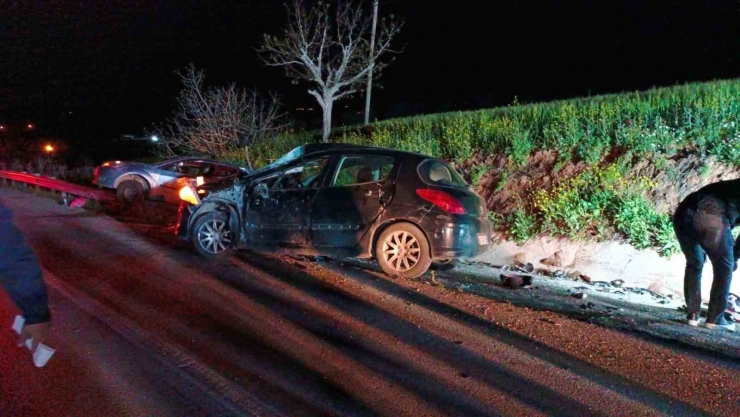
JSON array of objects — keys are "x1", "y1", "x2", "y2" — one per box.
[
  {"x1": 528, "y1": 163, "x2": 678, "y2": 255},
  {"x1": 495, "y1": 172, "x2": 509, "y2": 192},
  {"x1": 653, "y1": 214, "x2": 681, "y2": 257},
  {"x1": 613, "y1": 196, "x2": 655, "y2": 249},
  {"x1": 440, "y1": 115, "x2": 474, "y2": 161},
  {"x1": 470, "y1": 165, "x2": 489, "y2": 186},
  {"x1": 506, "y1": 122, "x2": 533, "y2": 167},
  {"x1": 506, "y1": 209, "x2": 539, "y2": 244}
]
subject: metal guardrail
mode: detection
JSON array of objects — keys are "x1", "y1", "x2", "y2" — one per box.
[{"x1": 0, "y1": 170, "x2": 116, "y2": 204}]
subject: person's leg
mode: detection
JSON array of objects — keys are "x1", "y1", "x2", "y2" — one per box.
[
  {"x1": 703, "y1": 229, "x2": 734, "y2": 324},
  {"x1": 673, "y1": 210, "x2": 704, "y2": 323},
  {"x1": 693, "y1": 199, "x2": 735, "y2": 329}
]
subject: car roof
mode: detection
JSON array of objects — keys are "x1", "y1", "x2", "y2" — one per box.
[{"x1": 251, "y1": 143, "x2": 430, "y2": 176}]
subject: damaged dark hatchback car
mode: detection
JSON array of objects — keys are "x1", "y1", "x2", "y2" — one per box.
[{"x1": 175, "y1": 144, "x2": 493, "y2": 278}]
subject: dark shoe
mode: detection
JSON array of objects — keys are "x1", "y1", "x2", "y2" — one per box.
[
  {"x1": 702, "y1": 315, "x2": 736, "y2": 331},
  {"x1": 686, "y1": 313, "x2": 700, "y2": 327}
]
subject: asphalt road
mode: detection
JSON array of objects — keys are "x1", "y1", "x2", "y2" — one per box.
[{"x1": 1, "y1": 187, "x2": 739, "y2": 416}]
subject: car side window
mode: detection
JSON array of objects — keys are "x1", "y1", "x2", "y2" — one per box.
[
  {"x1": 248, "y1": 174, "x2": 279, "y2": 195},
  {"x1": 332, "y1": 155, "x2": 395, "y2": 187},
  {"x1": 158, "y1": 162, "x2": 178, "y2": 172},
  {"x1": 172, "y1": 161, "x2": 206, "y2": 176},
  {"x1": 273, "y1": 158, "x2": 329, "y2": 190},
  {"x1": 212, "y1": 165, "x2": 237, "y2": 178}
]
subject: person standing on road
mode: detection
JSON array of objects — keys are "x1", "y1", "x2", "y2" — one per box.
[
  {"x1": 673, "y1": 179, "x2": 740, "y2": 331},
  {"x1": 0, "y1": 201, "x2": 52, "y2": 350}
]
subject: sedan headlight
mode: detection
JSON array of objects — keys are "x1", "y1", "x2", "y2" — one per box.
[{"x1": 179, "y1": 185, "x2": 201, "y2": 205}]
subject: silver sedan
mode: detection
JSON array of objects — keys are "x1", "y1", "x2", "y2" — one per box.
[{"x1": 92, "y1": 156, "x2": 249, "y2": 204}]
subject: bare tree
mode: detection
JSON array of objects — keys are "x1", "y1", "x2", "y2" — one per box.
[
  {"x1": 151, "y1": 65, "x2": 288, "y2": 170},
  {"x1": 260, "y1": 0, "x2": 402, "y2": 142}
]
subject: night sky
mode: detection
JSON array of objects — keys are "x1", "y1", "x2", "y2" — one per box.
[{"x1": 2, "y1": 0, "x2": 740, "y2": 146}]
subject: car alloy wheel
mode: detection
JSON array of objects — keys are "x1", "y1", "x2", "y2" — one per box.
[
  {"x1": 381, "y1": 231, "x2": 422, "y2": 272},
  {"x1": 197, "y1": 219, "x2": 232, "y2": 254}
]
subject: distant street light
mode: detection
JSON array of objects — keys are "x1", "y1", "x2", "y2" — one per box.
[
  {"x1": 151, "y1": 135, "x2": 159, "y2": 142},
  {"x1": 0, "y1": 125, "x2": 5, "y2": 130},
  {"x1": 44, "y1": 144, "x2": 54, "y2": 153},
  {"x1": 27, "y1": 123, "x2": 34, "y2": 129}
]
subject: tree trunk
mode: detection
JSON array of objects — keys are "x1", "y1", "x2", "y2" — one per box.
[
  {"x1": 364, "y1": 0, "x2": 379, "y2": 126},
  {"x1": 322, "y1": 98, "x2": 333, "y2": 143}
]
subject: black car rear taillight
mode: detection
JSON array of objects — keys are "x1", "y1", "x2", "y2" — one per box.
[{"x1": 416, "y1": 189, "x2": 466, "y2": 214}]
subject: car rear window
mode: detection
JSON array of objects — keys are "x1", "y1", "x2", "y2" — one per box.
[{"x1": 417, "y1": 159, "x2": 468, "y2": 188}]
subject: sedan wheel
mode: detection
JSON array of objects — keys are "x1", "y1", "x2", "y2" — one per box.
[
  {"x1": 376, "y1": 223, "x2": 431, "y2": 279},
  {"x1": 382, "y1": 231, "x2": 421, "y2": 272},
  {"x1": 198, "y1": 219, "x2": 231, "y2": 254},
  {"x1": 192, "y1": 212, "x2": 233, "y2": 258}
]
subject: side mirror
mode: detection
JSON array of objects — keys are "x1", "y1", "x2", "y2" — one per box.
[{"x1": 255, "y1": 182, "x2": 269, "y2": 199}]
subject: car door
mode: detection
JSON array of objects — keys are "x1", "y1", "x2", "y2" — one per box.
[
  {"x1": 244, "y1": 173, "x2": 281, "y2": 244},
  {"x1": 247, "y1": 158, "x2": 330, "y2": 246},
  {"x1": 310, "y1": 154, "x2": 397, "y2": 248}
]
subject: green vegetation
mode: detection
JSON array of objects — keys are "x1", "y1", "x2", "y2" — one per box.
[
  {"x1": 470, "y1": 165, "x2": 489, "y2": 186},
  {"x1": 241, "y1": 80, "x2": 740, "y2": 168},
  {"x1": 506, "y1": 210, "x2": 539, "y2": 245},
  {"x1": 529, "y1": 163, "x2": 680, "y2": 256},
  {"x1": 218, "y1": 79, "x2": 740, "y2": 256}
]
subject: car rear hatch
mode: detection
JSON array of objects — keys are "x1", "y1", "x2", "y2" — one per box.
[
  {"x1": 416, "y1": 158, "x2": 487, "y2": 218},
  {"x1": 436, "y1": 186, "x2": 487, "y2": 218}
]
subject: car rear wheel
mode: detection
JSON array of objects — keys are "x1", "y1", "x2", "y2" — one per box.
[
  {"x1": 431, "y1": 259, "x2": 458, "y2": 271},
  {"x1": 116, "y1": 180, "x2": 147, "y2": 205},
  {"x1": 192, "y1": 211, "x2": 233, "y2": 258},
  {"x1": 376, "y1": 223, "x2": 432, "y2": 279}
]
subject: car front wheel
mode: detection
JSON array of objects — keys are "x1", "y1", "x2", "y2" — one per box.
[
  {"x1": 376, "y1": 223, "x2": 432, "y2": 279},
  {"x1": 192, "y1": 211, "x2": 233, "y2": 258}
]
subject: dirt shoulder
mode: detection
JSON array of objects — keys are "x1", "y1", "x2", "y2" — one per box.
[{"x1": 406, "y1": 260, "x2": 740, "y2": 360}]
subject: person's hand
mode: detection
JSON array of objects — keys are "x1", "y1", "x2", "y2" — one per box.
[{"x1": 18, "y1": 322, "x2": 51, "y2": 351}]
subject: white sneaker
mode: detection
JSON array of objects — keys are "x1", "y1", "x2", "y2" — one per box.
[{"x1": 702, "y1": 317, "x2": 736, "y2": 331}]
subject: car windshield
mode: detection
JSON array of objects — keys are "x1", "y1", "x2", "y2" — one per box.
[
  {"x1": 417, "y1": 159, "x2": 468, "y2": 188},
  {"x1": 262, "y1": 146, "x2": 303, "y2": 170}
]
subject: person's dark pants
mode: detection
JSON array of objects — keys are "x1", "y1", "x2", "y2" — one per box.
[{"x1": 673, "y1": 197, "x2": 736, "y2": 323}]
